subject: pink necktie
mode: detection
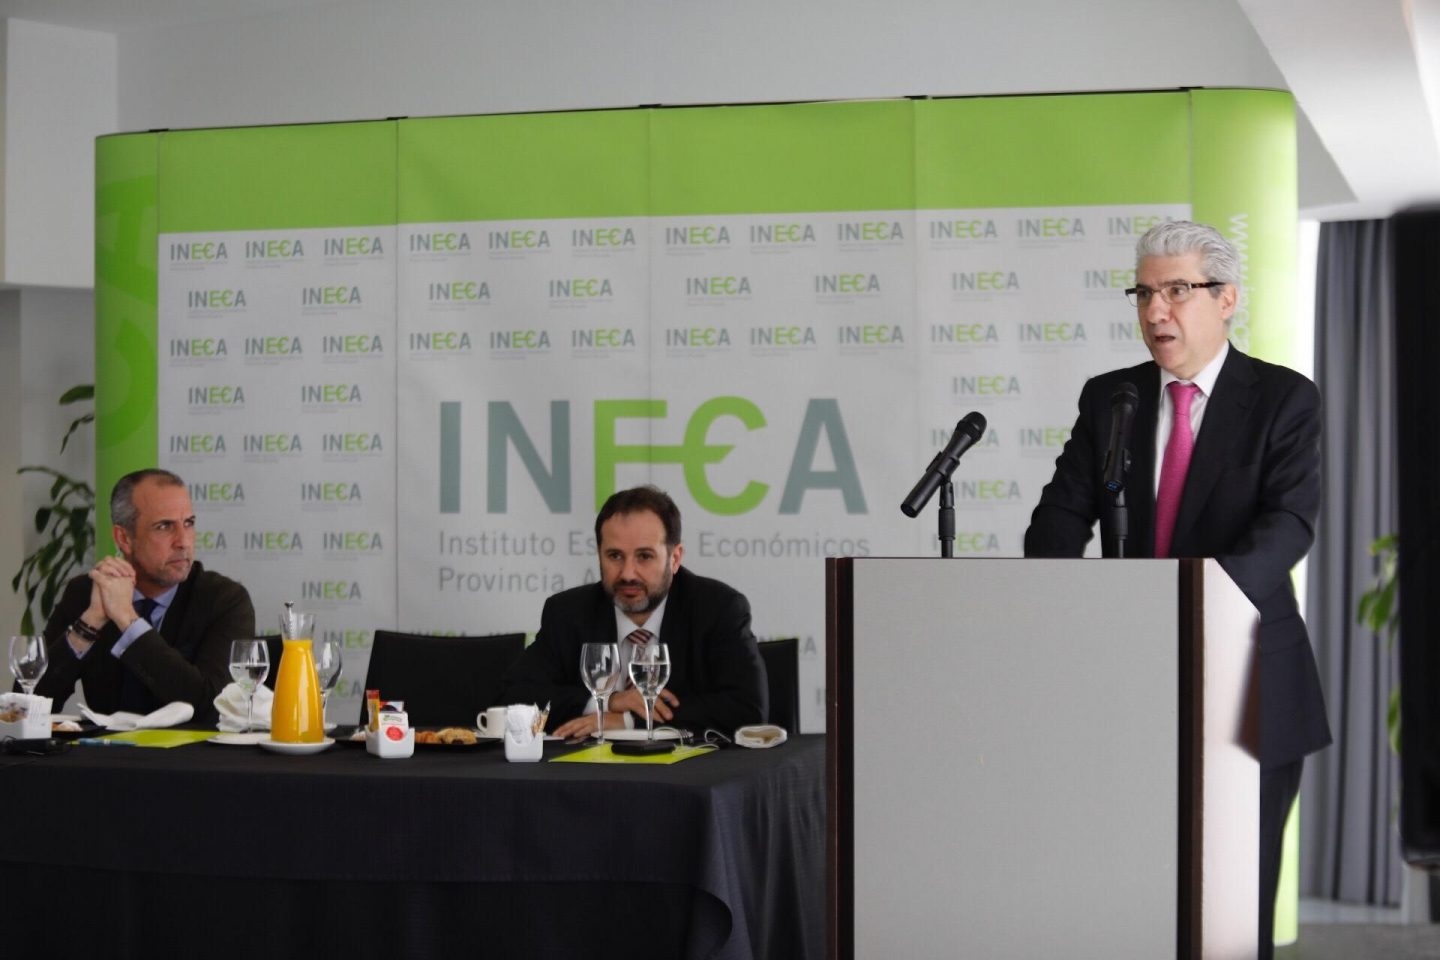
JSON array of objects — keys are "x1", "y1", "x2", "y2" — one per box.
[{"x1": 1154, "y1": 381, "x2": 1200, "y2": 558}]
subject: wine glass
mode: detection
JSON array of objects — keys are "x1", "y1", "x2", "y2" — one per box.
[
  {"x1": 8, "y1": 636, "x2": 48, "y2": 695},
  {"x1": 580, "y1": 642, "x2": 620, "y2": 744},
  {"x1": 627, "y1": 642, "x2": 671, "y2": 741},
  {"x1": 314, "y1": 637, "x2": 343, "y2": 730},
  {"x1": 228, "y1": 639, "x2": 270, "y2": 734}
]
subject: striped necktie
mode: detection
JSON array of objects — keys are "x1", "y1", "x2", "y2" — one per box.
[{"x1": 620, "y1": 629, "x2": 652, "y2": 690}]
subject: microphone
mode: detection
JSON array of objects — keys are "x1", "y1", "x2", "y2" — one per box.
[
  {"x1": 1102, "y1": 382, "x2": 1139, "y2": 494},
  {"x1": 901, "y1": 412, "x2": 987, "y2": 517}
]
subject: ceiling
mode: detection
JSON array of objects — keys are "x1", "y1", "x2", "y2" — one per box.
[{"x1": 2, "y1": 0, "x2": 1435, "y2": 222}]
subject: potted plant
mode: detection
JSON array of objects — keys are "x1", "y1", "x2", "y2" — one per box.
[
  {"x1": 1358, "y1": 533, "x2": 1436, "y2": 921},
  {"x1": 10, "y1": 385, "x2": 95, "y2": 634},
  {"x1": 1357, "y1": 533, "x2": 1399, "y2": 753}
]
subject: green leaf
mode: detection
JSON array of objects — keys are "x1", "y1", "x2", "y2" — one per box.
[
  {"x1": 59, "y1": 412, "x2": 94, "y2": 454},
  {"x1": 58, "y1": 384, "x2": 94, "y2": 405}
]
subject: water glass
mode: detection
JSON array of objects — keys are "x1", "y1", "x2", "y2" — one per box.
[
  {"x1": 8, "y1": 636, "x2": 48, "y2": 696},
  {"x1": 314, "y1": 637, "x2": 343, "y2": 729},
  {"x1": 228, "y1": 639, "x2": 270, "y2": 733},
  {"x1": 627, "y1": 643, "x2": 671, "y2": 741},
  {"x1": 580, "y1": 642, "x2": 620, "y2": 743}
]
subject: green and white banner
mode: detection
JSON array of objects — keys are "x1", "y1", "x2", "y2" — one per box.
[{"x1": 97, "y1": 92, "x2": 1298, "y2": 729}]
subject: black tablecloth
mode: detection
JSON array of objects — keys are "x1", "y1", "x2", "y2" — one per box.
[{"x1": 0, "y1": 734, "x2": 825, "y2": 960}]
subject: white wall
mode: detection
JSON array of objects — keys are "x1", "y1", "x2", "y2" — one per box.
[
  {"x1": 115, "y1": 0, "x2": 1287, "y2": 131},
  {"x1": 2, "y1": 18, "x2": 115, "y2": 287},
  {"x1": 0, "y1": 291, "x2": 22, "y2": 665}
]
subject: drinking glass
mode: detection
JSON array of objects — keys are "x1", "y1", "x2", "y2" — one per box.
[
  {"x1": 8, "y1": 636, "x2": 47, "y2": 696},
  {"x1": 228, "y1": 639, "x2": 270, "y2": 733},
  {"x1": 314, "y1": 637, "x2": 343, "y2": 730},
  {"x1": 579, "y1": 642, "x2": 620, "y2": 743},
  {"x1": 627, "y1": 642, "x2": 671, "y2": 741}
]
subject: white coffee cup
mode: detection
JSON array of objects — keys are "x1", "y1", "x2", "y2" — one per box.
[{"x1": 476, "y1": 706, "x2": 508, "y2": 737}]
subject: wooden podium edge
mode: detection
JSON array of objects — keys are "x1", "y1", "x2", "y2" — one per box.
[
  {"x1": 1178, "y1": 557, "x2": 1203, "y2": 960},
  {"x1": 825, "y1": 556, "x2": 854, "y2": 960}
]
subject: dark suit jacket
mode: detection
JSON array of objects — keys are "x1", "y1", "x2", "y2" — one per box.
[
  {"x1": 34, "y1": 561, "x2": 256, "y2": 725},
  {"x1": 500, "y1": 565, "x2": 767, "y2": 734},
  {"x1": 1024, "y1": 345, "x2": 1331, "y2": 767}
]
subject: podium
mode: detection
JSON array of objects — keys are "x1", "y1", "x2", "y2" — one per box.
[{"x1": 825, "y1": 557, "x2": 1260, "y2": 960}]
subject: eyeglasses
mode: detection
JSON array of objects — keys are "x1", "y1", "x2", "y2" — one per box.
[{"x1": 1124, "y1": 280, "x2": 1225, "y2": 307}]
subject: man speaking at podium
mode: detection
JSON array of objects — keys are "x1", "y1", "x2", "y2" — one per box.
[{"x1": 1023, "y1": 221, "x2": 1330, "y2": 958}]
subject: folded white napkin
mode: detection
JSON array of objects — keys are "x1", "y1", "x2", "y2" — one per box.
[
  {"x1": 79, "y1": 701, "x2": 194, "y2": 731},
  {"x1": 734, "y1": 724, "x2": 788, "y2": 749},
  {"x1": 213, "y1": 683, "x2": 274, "y2": 733}
]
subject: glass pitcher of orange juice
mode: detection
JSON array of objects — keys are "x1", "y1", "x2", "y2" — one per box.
[{"x1": 272, "y1": 602, "x2": 324, "y2": 743}]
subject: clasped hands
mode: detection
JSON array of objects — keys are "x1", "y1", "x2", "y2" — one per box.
[
  {"x1": 71, "y1": 557, "x2": 144, "y2": 648},
  {"x1": 551, "y1": 687, "x2": 680, "y2": 740}
]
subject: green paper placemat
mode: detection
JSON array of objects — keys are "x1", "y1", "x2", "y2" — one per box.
[
  {"x1": 550, "y1": 743, "x2": 716, "y2": 764},
  {"x1": 97, "y1": 729, "x2": 222, "y2": 748}
]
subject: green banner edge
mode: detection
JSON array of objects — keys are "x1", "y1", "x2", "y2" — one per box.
[{"x1": 94, "y1": 132, "x2": 160, "y2": 552}]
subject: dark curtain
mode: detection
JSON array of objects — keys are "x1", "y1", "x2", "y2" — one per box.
[{"x1": 1302, "y1": 219, "x2": 1401, "y2": 903}]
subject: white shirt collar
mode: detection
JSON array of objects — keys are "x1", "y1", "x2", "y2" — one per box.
[
  {"x1": 1159, "y1": 340, "x2": 1229, "y2": 398},
  {"x1": 614, "y1": 593, "x2": 668, "y2": 644}
]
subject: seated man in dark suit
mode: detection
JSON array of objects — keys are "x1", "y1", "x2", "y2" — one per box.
[
  {"x1": 1023, "y1": 221, "x2": 1330, "y2": 960},
  {"x1": 34, "y1": 468, "x2": 255, "y2": 725},
  {"x1": 502, "y1": 485, "x2": 766, "y2": 737}
]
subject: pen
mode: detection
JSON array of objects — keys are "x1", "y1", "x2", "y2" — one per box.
[{"x1": 76, "y1": 738, "x2": 136, "y2": 747}]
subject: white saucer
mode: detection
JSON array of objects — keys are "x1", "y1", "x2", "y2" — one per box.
[
  {"x1": 600, "y1": 727, "x2": 685, "y2": 742},
  {"x1": 209, "y1": 732, "x2": 268, "y2": 745},
  {"x1": 258, "y1": 737, "x2": 335, "y2": 755}
]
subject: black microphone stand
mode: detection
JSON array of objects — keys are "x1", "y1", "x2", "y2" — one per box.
[
  {"x1": 1108, "y1": 452, "x2": 1130, "y2": 558},
  {"x1": 937, "y1": 481, "x2": 955, "y2": 558}
]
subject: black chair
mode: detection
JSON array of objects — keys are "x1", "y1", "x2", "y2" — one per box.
[
  {"x1": 758, "y1": 637, "x2": 800, "y2": 732},
  {"x1": 258, "y1": 634, "x2": 283, "y2": 690},
  {"x1": 356, "y1": 631, "x2": 526, "y2": 727}
]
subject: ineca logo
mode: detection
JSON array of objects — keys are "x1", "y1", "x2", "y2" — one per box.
[
  {"x1": 169, "y1": 338, "x2": 228, "y2": 359},
  {"x1": 169, "y1": 241, "x2": 228, "y2": 262},
  {"x1": 930, "y1": 324, "x2": 1000, "y2": 344},
  {"x1": 244, "y1": 531, "x2": 303, "y2": 552},
  {"x1": 441, "y1": 396, "x2": 866, "y2": 517},
  {"x1": 428, "y1": 281, "x2": 490, "y2": 302},
  {"x1": 244, "y1": 336, "x2": 301, "y2": 356},
  {"x1": 929, "y1": 219, "x2": 998, "y2": 240},
  {"x1": 243, "y1": 434, "x2": 302, "y2": 454},
  {"x1": 188, "y1": 289, "x2": 246, "y2": 310},
  {"x1": 244, "y1": 238, "x2": 304, "y2": 259},
  {"x1": 410, "y1": 331, "x2": 473, "y2": 351},
  {"x1": 411, "y1": 231, "x2": 471, "y2": 252},
  {"x1": 324, "y1": 236, "x2": 385, "y2": 256},
  {"x1": 572, "y1": 227, "x2": 636, "y2": 248},
  {"x1": 487, "y1": 229, "x2": 548, "y2": 250}
]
